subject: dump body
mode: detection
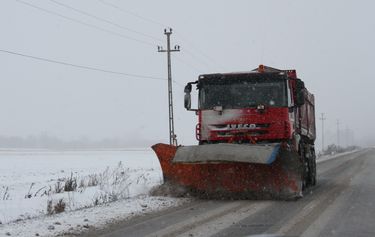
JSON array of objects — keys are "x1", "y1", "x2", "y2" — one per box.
[{"x1": 152, "y1": 65, "x2": 316, "y2": 199}]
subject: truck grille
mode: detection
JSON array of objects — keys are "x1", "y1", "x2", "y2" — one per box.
[
  {"x1": 210, "y1": 123, "x2": 270, "y2": 130},
  {"x1": 216, "y1": 130, "x2": 269, "y2": 137}
]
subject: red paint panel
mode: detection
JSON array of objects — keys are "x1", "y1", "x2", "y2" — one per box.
[{"x1": 198, "y1": 107, "x2": 292, "y2": 142}]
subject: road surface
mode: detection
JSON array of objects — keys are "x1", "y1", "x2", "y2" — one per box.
[{"x1": 87, "y1": 148, "x2": 375, "y2": 237}]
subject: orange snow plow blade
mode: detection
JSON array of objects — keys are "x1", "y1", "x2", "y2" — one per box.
[{"x1": 152, "y1": 143, "x2": 303, "y2": 200}]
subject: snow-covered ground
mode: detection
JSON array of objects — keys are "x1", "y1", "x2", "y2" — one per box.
[
  {"x1": 316, "y1": 149, "x2": 359, "y2": 163},
  {"x1": 0, "y1": 148, "x2": 360, "y2": 237},
  {"x1": 0, "y1": 149, "x2": 190, "y2": 236}
]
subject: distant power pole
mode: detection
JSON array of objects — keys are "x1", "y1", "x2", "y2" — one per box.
[
  {"x1": 319, "y1": 113, "x2": 326, "y2": 151},
  {"x1": 336, "y1": 119, "x2": 340, "y2": 147},
  {"x1": 345, "y1": 126, "x2": 349, "y2": 147},
  {"x1": 158, "y1": 28, "x2": 180, "y2": 146}
]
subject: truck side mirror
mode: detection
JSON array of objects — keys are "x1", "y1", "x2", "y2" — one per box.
[
  {"x1": 184, "y1": 81, "x2": 198, "y2": 111},
  {"x1": 184, "y1": 83, "x2": 192, "y2": 93},
  {"x1": 184, "y1": 83, "x2": 192, "y2": 110},
  {"x1": 184, "y1": 93, "x2": 191, "y2": 110},
  {"x1": 295, "y1": 79, "x2": 305, "y2": 106}
]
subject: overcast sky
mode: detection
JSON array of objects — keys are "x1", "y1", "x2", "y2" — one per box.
[{"x1": 0, "y1": 0, "x2": 374, "y2": 148}]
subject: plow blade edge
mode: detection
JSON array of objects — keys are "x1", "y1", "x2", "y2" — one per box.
[
  {"x1": 152, "y1": 143, "x2": 303, "y2": 200},
  {"x1": 173, "y1": 143, "x2": 280, "y2": 164}
]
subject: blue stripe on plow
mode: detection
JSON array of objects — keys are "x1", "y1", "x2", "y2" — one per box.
[{"x1": 266, "y1": 144, "x2": 280, "y2": 164}]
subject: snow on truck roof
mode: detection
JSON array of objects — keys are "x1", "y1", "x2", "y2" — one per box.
[{"x1": 198, "y1": 65, "x2": 296, "y2": 79}]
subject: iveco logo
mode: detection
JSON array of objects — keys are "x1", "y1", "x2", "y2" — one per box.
[{"x1": 228, "y1": 124, "x2": 257, "y2": 129}]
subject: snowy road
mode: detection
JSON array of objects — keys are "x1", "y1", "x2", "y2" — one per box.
[{"x1": 86, "y1": 148, "x2": 375, "y2": 237}]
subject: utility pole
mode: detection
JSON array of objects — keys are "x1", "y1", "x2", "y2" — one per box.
[
  {"x1": 158, "y1": 28, "x2": 180, "y2": 146},
  {"x1": 336, "y1": 119, "x2": 340, "y2": 148},
  {"x1": 319, "y1": 113, "x2": 326, "y2": 152},
  {"x1": 345, "y1": 126, "x2": 349, "y2": 147}
]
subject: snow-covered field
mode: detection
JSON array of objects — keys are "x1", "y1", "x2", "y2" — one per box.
[
  {"x1": 0, "y1": 148, "x2": 360, "y2": 236},
  {"x1": 316, "y1": 149, "x2": 359, "y2": 163},
  {"x1": 0, "y1": 149, "x2": 189, "y2": 236}
]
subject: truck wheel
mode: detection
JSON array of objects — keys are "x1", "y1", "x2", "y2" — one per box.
[
  {"x1": 299, "y1": 143, "x2": 308, "y2": 190},
  {"x1": 310, "y1": 157, "x2": 317, "y2": 186},
  {"x1": 309, "y1": 149, "x2": 317, "y2": 186},
  {"x1": 307, "y1": 159, "x2": 316, "y2": 186},
  {"x1": 304, "y1": 159, "x2": 311, "y2": 187}
]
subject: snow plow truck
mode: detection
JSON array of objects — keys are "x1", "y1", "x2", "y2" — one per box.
[{"x1": 152, "y1": 65, "x2": 316, "y2": 199}]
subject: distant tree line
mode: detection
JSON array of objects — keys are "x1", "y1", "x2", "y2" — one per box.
[
  {"x1": 0, "y1": 134, "x2": 155, "y2": 149},
  {"x1": 322, "y1": 144, "x2": 360, "y2": 156}
]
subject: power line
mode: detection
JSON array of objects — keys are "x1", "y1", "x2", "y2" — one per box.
[
  {"x1": 0, "y1": 49, "x2": 165, "y2": 81},
  {"x1": 20, "y1": 0, "x2": 206, "y2": 74},
  {"x1": 49, "y1": 0, "x2": 163, "y2": 43},
  {"x1": 14, "y1": 0, "x2": 214, "y2": 79},
  {"x1": 179, "y1": 47, "x2": 220, "y2": 72},
  {"x1": 98, "y1": 0, "x2": 223, "y2": 71},
  {"x1": 174, "y1": 55, "x2": 205, "y2": 74},
  {"x1": 98, "y1": 0, "x2": 167, "y2": 28},
  {"x1": 15, "y1": 0, "x2": 156, "y2": 47},
  {"x1": 0, "y1": 48, "x2": 184, "y2": 87},
  {"x1": 173, "y1": 31, "x2": 226, "y2": 71}
]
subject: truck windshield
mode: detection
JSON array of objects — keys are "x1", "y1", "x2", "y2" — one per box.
[{"x1": 199, "y1": 80, "x2": 287, "y2": 109}]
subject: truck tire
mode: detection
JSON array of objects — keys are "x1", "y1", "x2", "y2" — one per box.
[
  {"x1": 299, "y1": 144, "x2": 308, "y2": 190},
  {"x1": 300, "y1": 144, "x2": 316, "y2": 188},
  {"x1": 309, "y1": 148, "x2": 317, "y2": 186}
]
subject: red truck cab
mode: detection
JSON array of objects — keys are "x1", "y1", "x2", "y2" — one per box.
[{"x1": 184, "y1": 65, "x2": 316, "y2": 147}]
